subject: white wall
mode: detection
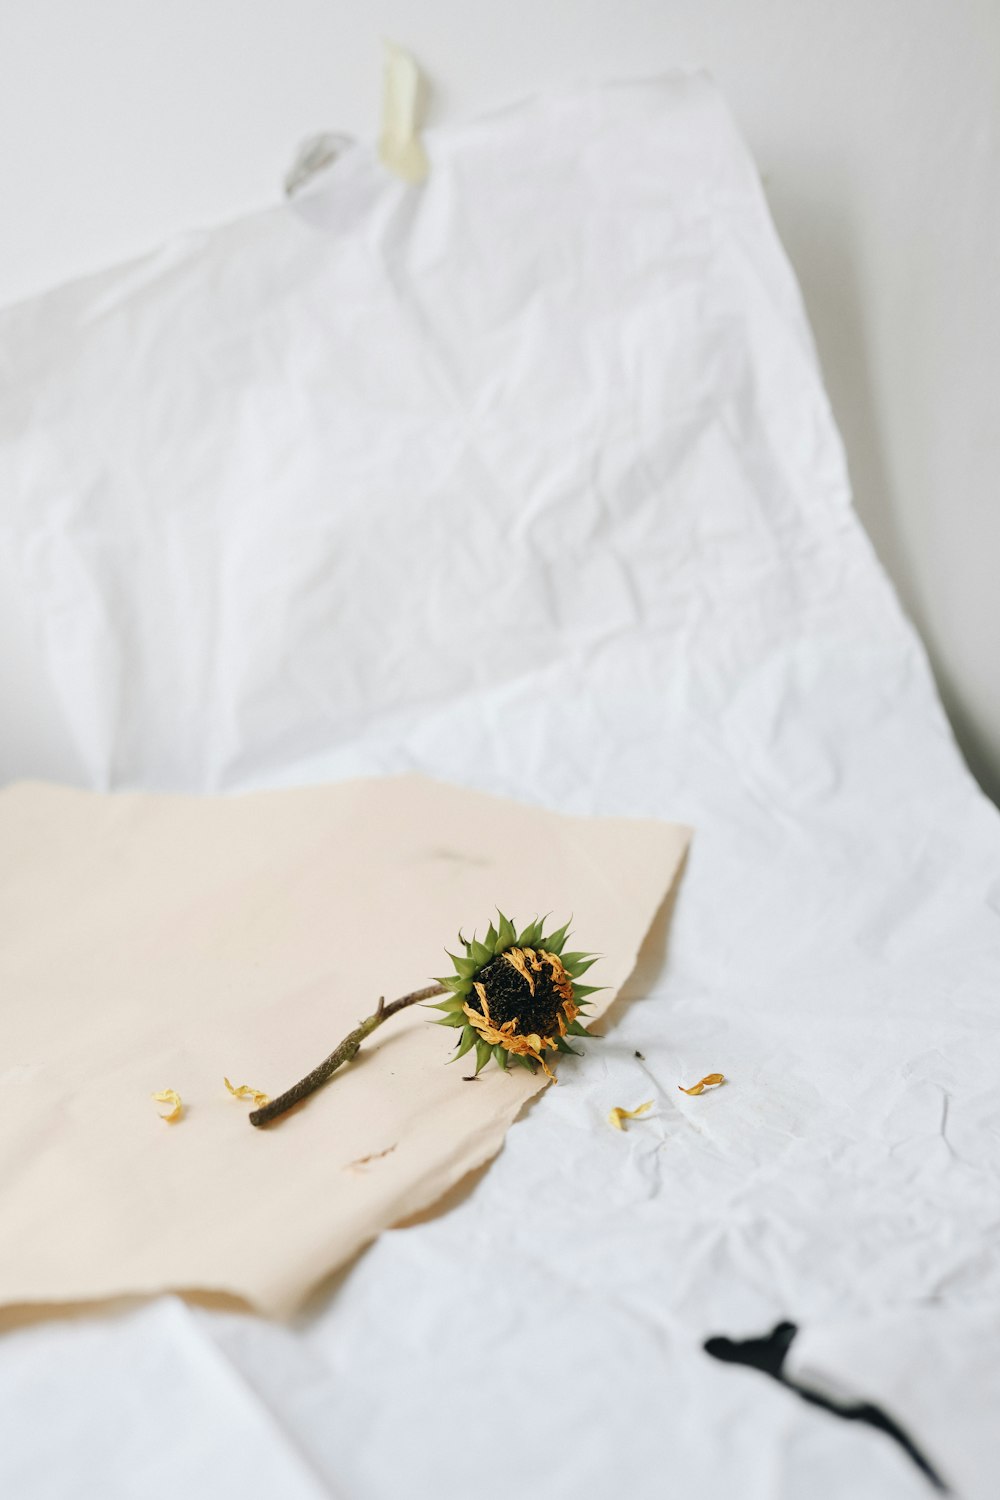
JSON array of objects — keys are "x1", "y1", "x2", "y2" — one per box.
[{"x1": 2, "y1": 1, "x2": 998, "y2": 797}]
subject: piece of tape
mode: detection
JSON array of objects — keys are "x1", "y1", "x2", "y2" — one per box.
[{"x1": 378, "y1": 41, "x2": 429, "y2": 184}]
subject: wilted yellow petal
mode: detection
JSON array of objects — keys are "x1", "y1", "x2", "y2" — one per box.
[
  {"x1": 502, "y1": 948, "x2": 537, "y2": 994},
  {"x1": 152, "y1": 1088, "x2": 183, "y2": 1123},
  {"x1": 607, "y1": 1099, "x2": 654, "y2": 1131},
  {"x1": 678, "y1": 1072, "x2": 726, "y2": 1096},
  {"x1": 224, "y1": 1076, "x2": 271, "y2": 1108}
]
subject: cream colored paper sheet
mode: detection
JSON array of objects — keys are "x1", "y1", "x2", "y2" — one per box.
[{"x1": 0, "y1": 775, "x2": 689, "y2": 1317}]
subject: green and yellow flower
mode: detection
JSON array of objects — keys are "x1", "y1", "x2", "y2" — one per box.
[{"x1": 429, "y1": 914, "x2": 601, "y2": 1078}]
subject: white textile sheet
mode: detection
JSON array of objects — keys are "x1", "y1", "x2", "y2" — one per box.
[{"x1": 2, "y1": 72, "x2": 999, "y2": 1500}]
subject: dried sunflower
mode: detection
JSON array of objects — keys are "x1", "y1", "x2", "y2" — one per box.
[
  {"x1": 249, "y1": 911, "x2": 602, "y2": 1126},
  {"x1": 428, "y1": 913, "x2": 601, "y2": 1078}
]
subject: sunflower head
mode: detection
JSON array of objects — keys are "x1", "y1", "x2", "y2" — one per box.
[{"x1": 429, "y1": 914, "x2": 601, "y2": 1078}]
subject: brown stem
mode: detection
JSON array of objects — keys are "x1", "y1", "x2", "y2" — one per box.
[{"x1": 249, "y1": 983, "x2": 447, "y2": 1127}]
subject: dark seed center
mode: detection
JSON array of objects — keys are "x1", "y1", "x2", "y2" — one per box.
[{"x1": 474, "y1": 951, "x2": 566, "y2": 1038}]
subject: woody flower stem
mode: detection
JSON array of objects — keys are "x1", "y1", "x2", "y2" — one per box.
[{"x1": 249, "y1": 983, "x2": 447, "y2": 1128}]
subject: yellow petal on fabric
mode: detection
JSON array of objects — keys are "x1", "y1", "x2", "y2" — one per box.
[
  {"x1": 678, "y1": 1073, "x2": 726, "y2": 1096},
  {"x1": 152, "y1": 1088, "x2": 183, "y2": 1123},
  {"x1": 607, "y1": 1099, "x2": 654, "y2": 1131},
  {"x1": 224, "y1": 1076, "x2": 271, "y2": 1107}
]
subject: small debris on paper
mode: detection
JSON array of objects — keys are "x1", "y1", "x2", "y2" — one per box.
[
  {"x1": 678, "y1": 1073, "x2": 726, "y2": 1096},
  {"x1": 152, "y1": 1089, "x2": 183, "y2": 1123},
  {"x1": 607, "y1": 1100, "x2": 654, "y2": 1131},
  {"x1": 224, "y1": 1077, "x2": 270, "y2": 1108},
  {"x1": 347, "y1": 1144, "x2": 397, "y2": 1171}
]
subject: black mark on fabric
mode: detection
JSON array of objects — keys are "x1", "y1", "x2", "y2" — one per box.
[{"x1": 704, "y1": 1322, "x2": 948, "y2": 1493}]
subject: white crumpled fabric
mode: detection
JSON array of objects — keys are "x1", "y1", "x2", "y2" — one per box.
[{"x1": 2, "y1": 70, "x2": 999, "y2": 1499}]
